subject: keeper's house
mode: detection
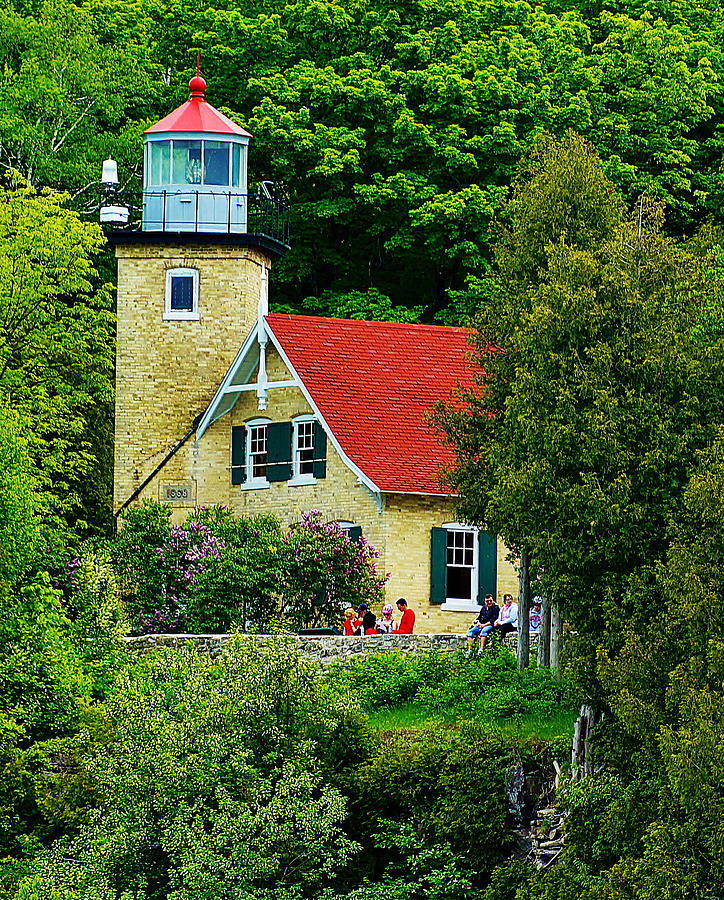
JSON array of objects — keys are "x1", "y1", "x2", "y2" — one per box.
[{"x1": 107, "y1": 72, "x2": 517, "y2": 632}]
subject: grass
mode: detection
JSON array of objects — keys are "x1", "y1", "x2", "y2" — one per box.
[{"x1": 367, "y1": 702, "x2": 577, "y2": 742}]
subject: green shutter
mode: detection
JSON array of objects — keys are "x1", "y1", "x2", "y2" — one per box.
[
  {"x1": 477, "y1": 531, "x2": 497, "y2": 603},
  {"x1": 430, "y1": 527, "x2": 447, "y2": 604},
  {"x1": 347, "y1": 525, "x2": 362, "y2": 544},
  {"x1": 266, "y1": 422, "x2": 292, "y2": 482},
  {"x1": 231, "y1": 425, "x2": 246, "y2": 485},
  {"x1": 312, "y1": 422, "x2": 327, "y2": 478}
]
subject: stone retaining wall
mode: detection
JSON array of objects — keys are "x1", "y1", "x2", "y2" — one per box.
[{"x1": 124, "y1": 631, "x2": 532, "y2": 665}]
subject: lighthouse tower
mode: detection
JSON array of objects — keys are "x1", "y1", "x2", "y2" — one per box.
[{"x1": 108, "y1": 71, "x2": 288, "y2": 520}]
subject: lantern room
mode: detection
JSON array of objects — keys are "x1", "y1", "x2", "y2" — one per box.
[{"x1": 142, "y1": 73, "x2": 251, "y2": 233}]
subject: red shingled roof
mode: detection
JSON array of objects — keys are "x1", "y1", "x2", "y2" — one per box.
[{"x1": 265, "y1": 313, "x2": 479, "y2": 495}]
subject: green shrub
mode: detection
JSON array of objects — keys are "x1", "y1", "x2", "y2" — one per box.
[
  {"x1": 328, "y1": 649, "x2": 575, "y2": 723},
  {"x1": 185, "y1": 508, "x2": 284, "y2": 632},
  {"x1": 349, "y1": 722, "x2": 513, "y2": 875}
]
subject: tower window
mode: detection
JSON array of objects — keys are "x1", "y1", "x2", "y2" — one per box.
[{"x1": 164, "y1": 268, "x2": 200, "y2": 320}]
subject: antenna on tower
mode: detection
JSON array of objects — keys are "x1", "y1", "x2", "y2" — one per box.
[{"x1": 196, "y1": 50, "x2": 200, "y2": 78}]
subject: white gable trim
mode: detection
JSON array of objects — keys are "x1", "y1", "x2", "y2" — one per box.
[{"x1": 194, "y1": 317, "x2": 383, "y2": 498}]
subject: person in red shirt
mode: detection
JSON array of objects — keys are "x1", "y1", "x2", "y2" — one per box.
[
  {"x1": 395, "y1": 598, "x2": 415, "y2": 634},
  {"x1": 343, "y1": 607, "x2": 361, "y2": 635}
]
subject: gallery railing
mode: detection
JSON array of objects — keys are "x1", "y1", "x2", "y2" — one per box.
[{"x1": 100, "y1": 187, "x2": 290, "y2": 248}]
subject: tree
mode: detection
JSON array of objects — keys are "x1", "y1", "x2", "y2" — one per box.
[
  {"x1": 0, "y1": 0, "x2": 158, "y2": 196},
  {"x1": 436, "y1": 133, "x2": 724, "y2": 674},
  {"x1": 0, "y1": 185, "x2": 115, "y2": 539},
  {"x1": 23, "y1": 637, "x2": 359, "y2": 900}
]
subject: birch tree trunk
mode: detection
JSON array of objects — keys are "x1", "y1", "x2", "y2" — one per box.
[
  {"x1": 517, "y1": 549, "x2": 531, "y2": 670},
  {"x1": 550, "y1": 604, "x2": 561, "y2": 676},
  {"x1": 537, "y1": 599, "x2": 551, "y2": 667}
]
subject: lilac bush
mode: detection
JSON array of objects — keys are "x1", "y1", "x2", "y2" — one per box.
[
  {"x1": 281, "y1": 510, "x2": 389, "y2": 630},
  {"x1": 129, "y1": 520, "x2": 225, "y2": 635}
]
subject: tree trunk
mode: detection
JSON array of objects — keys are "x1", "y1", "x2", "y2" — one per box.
[
  {"x1": 537, "y1": 599, "x2": 551, "y2": 667},
  {"x1": 517, "y1": 549, "x2": 531, "y2": 670},
  {"x1": 571, "y1": 703, "x2": 601, "y2": 780},
  {"x1": 550, "y1": 604, "x2": 561, "y2": 676}
]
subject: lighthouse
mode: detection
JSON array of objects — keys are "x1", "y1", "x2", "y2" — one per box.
[{"x1": 107, "y1": 71, "x2": 288, "y2": 521}]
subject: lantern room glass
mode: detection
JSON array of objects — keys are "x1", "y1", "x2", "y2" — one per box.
[
  {"x1": 204, "y1": 141, "x2": 230, "y2": 185},
  {"x1": 173, "y1": 140, "x2": 202, "y2": 184},
  {"x1": 146, "y1": 138, "x2": 244, "y2": 188},
  {"x1": 149, "y1": 141, "x2": 171, "y2": 185}
]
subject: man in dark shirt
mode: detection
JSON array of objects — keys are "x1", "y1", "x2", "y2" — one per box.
[
  {"x1": 465, "y1": 594, "x2": 499, "y2": 656},
  {"x1": 357, "y1": 604, "x2": 378, "y2": 635}
]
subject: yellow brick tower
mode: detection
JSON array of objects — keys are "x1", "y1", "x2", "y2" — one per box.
[{"x1": 105, "y1": 70, "x2": 289, "y2": 521}]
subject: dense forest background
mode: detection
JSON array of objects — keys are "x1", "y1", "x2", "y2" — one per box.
[
  {"x1": 4, "y1": 0, "x2": 724, "y2": 898},
  {"x1": 3, "y1": 0, "x2": 724, "y2": 534}
]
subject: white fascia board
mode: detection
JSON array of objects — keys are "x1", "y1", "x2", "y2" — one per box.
[
  {"x1": 265, "y1": 320, "x2": 382, "y2": 497},
  {"x1": 382, "y1": 489, "x2": 458, "y2": 498},
  {"x1": 195, "y1": 328, "x2": 261, "y2": 440}
]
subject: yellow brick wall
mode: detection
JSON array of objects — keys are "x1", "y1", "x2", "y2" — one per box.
[
  {"x1": 113, "y1": 242, "x2": 271, "y2": 514},
  {"x1": 382, "y1": 494, "x2": 519, "y2": 633}
]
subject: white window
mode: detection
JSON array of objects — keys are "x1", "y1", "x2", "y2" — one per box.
[
  {"x1": 164, "y1": 268, "x2": 199, "y2": 320},
  {"x1": 246, "y1": 419, "x2": 270, "y2": 487},
  {"x1": 290, "y1": 415, "x2": 317, "y2": 485},
  {"x1": 441, "y1": 523, "x2": 479, "y2": 611}
]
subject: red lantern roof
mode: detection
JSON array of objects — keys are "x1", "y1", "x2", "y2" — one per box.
[{"x1": 145, "y1": 75, "x2": 251, "y2": 137}]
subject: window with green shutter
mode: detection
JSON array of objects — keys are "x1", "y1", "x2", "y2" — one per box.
[
  {"x1": 231, "y1": 425, "x2": 246, "y2": 484},
  {"x1": 266, "y1": 422, "x2": 293, "y2": 482}
]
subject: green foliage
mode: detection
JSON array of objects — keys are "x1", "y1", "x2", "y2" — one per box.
[
  {"x1": 328, "y1": 648, "x2": 576, "y2": 721},
  {"x1": 112, "y1": 500, "x2": 171, "y2": 616},
  {"x1": 559, "y1": 773, "x2": 660, "y2": 873},
  {"x1": 0, "y1": 0, "x2": 158, "y2": 194},
  {"x1": 23, "y1": 637, "x2": 360, "y2": 900},
  {"x1": 437, "y1": 134, "x2": 724, "y2": 661},
  {"x1": 186, "y1": 507, "x2": 284, "y2": 632},
  {"x1": 0, "y1": 403, "x2": 40, "y2": 586},
  {"x1": 67, "y1": 545, "x2": 128, "y2": 700},
  {"x1": 0, "y1": 185, "x2": 114, "y2": 540},
  {"x1": 350, "y1": 723, "x2": 513, "y2": 876}
]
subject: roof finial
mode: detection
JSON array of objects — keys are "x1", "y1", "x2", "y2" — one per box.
[{"x1": 189, "y1": 51, "x2": 207, "y2": 100}]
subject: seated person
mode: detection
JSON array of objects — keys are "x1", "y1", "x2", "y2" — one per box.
[
  {"x1": 529, "y1": 598, "x2": 543, "y2": 634},
  {"x1": 466, "y1": 594, "x2": 499, "y2": 655},
  {"x1": 481, "y1": 593, "x2": 518, "y2": 648}
]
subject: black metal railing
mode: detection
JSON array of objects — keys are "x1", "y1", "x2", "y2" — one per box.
[{"x1": 100, "y1": 186, "x2": 290, "y2": 248}]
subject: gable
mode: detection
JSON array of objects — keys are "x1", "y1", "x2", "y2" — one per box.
[{"x1": 196, "y1": 313, "x2": 478, "y2": 496}]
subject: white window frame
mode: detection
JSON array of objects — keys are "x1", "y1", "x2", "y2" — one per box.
[
  {"x1": 164, "y1": 267, "x2": 200, "y2": 321},
  {"x1": 440, "y1": 522, "x2": 480, "y2": 612},
  {"x1": 288, "y1": 414, "x2": 318, "y2": 486},
  {"x1": 243, "y1": 417, "x2": 271, "y2": 489}
]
